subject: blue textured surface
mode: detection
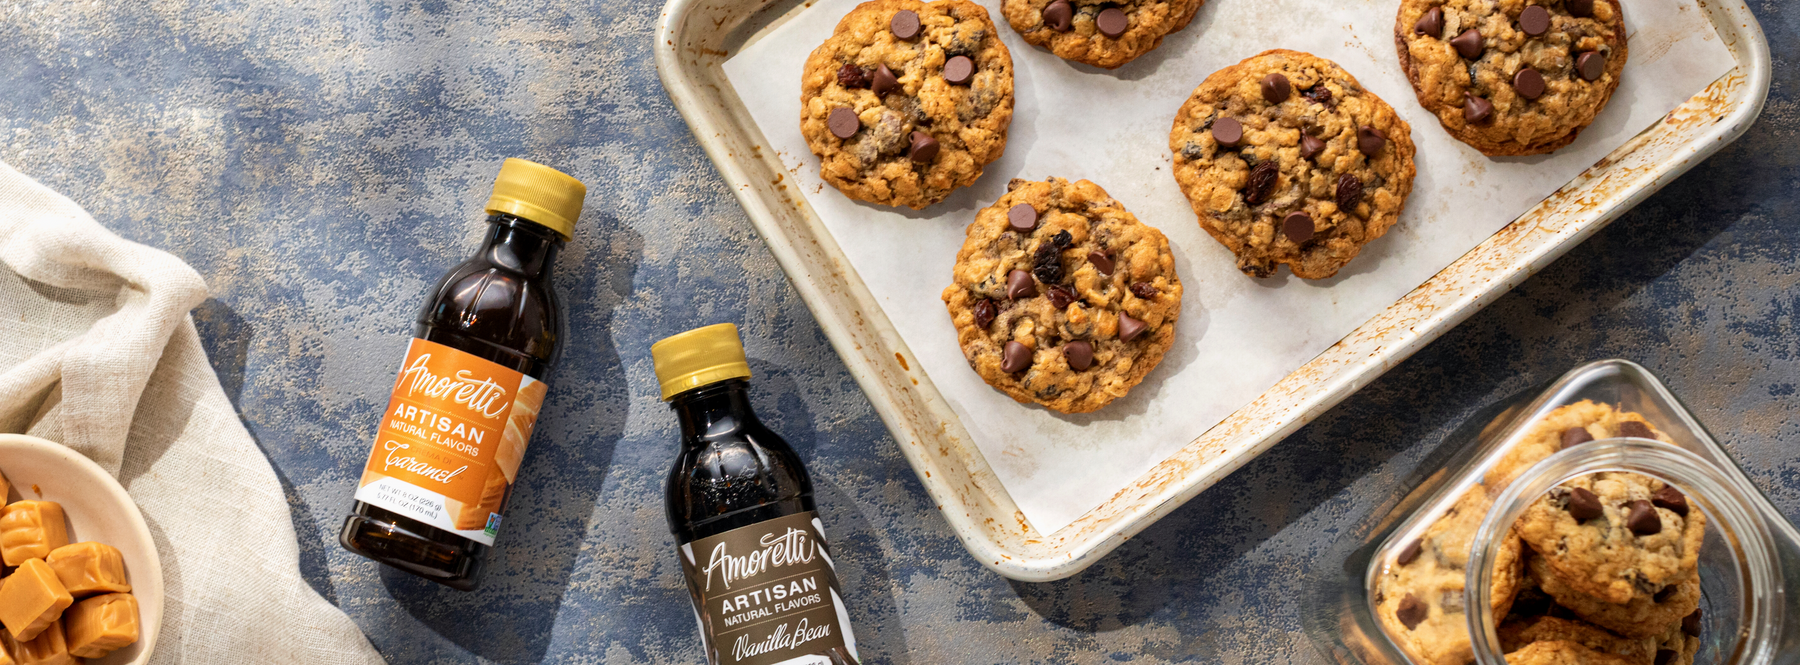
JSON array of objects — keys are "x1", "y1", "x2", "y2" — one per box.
[{"x1": 1, "y1": 1, "x2": 1796, "y2": 662}]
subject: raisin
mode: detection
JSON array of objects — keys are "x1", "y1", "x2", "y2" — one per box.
[
  {"x1": 1302, "y1": 85, "x2": 1335, "y2": 109},
  {"x1": 973, "y1": 298, "x2": 997, "y2": 328},
  {"x1": 1032, "y1": 231, "x2": 1072, "y2": 284},
  {"x1": 1130, "y1": 282, "x2": 1156, "y2": 299},
  {"x1": 1336, "y1": 173, "x2": 1364, "y2": 211},
  {"x1": 837, "y1": 63, "x2": 869, "y2": 89},
  {"x1": 1047, "y1": 285, "x2": 1076, "y2": 309},
  {"x1": 1245, "y1": 161, "x2": 1279, "y2": 206}
]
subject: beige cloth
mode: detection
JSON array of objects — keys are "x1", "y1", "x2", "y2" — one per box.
[{"x1": 0, "y1": 161, "x2": 386, "y2": 664}]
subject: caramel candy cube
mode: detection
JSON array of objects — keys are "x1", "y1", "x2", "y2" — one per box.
[
  {"x1": 11, "y1": 621, "x2": 73, "y2": 665},
  {"x1": 45, "y1": 543, "x2": 130, "y2": 597},
  {"x1": 64, "y1": 593, "x2": 138, "y2": 659},
  {"x1": 0, "y1": 559, "x2": 73, "y2": 642},
  {"x1": 1, "y1": 502, "x2": 69, "y2": 566}
]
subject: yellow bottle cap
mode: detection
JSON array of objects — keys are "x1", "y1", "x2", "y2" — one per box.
[
  {"x1": 484, "y1": 158, "x2": 586, "y2": 240},
  {"x1": 651, "y1": 323, "x2": 754, "y2": 401}
]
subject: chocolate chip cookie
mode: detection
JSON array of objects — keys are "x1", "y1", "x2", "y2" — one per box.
[
  {"x1": 1395, "y1": 0, "x2": 1628, "y2": 156},
  {"x1": 802, "y1": 0, "x2": 1015, "y2": 209},
  {"x1": 1170, "y1": 49, "x2": 1416, "y2": 279},
  {"x1": 1515, "y1": 471, "x2": 1707, "y2": 606},
  {"x1": 1498, "y1": 614, "x2": 1658, "y2": 663},
  {"x1": 1374, "y1": 486, "x2": 1525, "y2": 665},
  {"x1": 942, "y1": 177, "x2": 1180, "y2": 413},
  {"x1": 1000, "y1": 0, "x2": 1203, "y2": 69},
  {"x1": 1528, "y1": 554, "x2": 1699, "y2": 639},
  {"x1": 1485, "y1": 400, "x2": 1670, "y2": 490},
  {"x1": 1504, "y1": 640, "x2": 1641, "y2": 665}
]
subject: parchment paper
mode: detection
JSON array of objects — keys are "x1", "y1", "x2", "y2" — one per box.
[{"x1": 722, "y1": 0, "x2": 1735, "y2": 533}]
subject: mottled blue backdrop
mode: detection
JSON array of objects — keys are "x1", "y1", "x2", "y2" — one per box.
[{"x1": 1, "y1": 1, "x2": 1796, "y2": 663}]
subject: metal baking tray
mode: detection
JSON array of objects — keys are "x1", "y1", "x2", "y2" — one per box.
[{"x1": 653, "y1": 0, "x2": 1770, "y2": 581}]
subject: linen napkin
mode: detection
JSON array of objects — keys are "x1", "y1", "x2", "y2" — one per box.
[{"x1": 0, "y1": 161, "x2": 386, "y2": 665}]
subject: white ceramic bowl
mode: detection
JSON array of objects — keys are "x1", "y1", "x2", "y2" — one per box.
[{"x1": 1, "y1": 433, "x2": 161, "y2": 664}]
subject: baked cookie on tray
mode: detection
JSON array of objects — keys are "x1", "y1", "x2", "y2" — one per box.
[
  {"x1": 941, "y1": 177, "x2": 1180, "y2": 413},
  {"x1": 1000, "y1": 0, "x2": 1203, "y2": 69},
  {"x1": 1373, "y1": 486, "x2": 1525, "y2": 665},
  {"x1": 1514, "y1": 470, "x2": 1706, "y2": 606},
  {"x1": 1170, "y1": 49, "x2": 1416, "y2": 280},
  {"x1": 802, "y1": 0, "x2": 1015, "y2": 209},
  {"x1": 1395, "y1": 0, "x2": 1628, "y2": 156}
]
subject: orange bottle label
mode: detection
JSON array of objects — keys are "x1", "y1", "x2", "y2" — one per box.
[{"x1": 353, "y1": 338, "x2": 548, "y2": 545}]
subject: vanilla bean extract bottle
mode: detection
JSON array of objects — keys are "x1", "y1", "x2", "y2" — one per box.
[
  {"x1": 654, "y1": 324, "x2": 861, "y2": 665},
  {"x1": 339, "y1": 158, "x2": 585, "y2": 591}
]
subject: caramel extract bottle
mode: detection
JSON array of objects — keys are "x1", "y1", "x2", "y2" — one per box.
[
  {"x1": 654, "y1": 324, "x2": 862, "y2": 665},
  {"x1": 339, "y1": 158, "x2": 585, "y2": 591}
]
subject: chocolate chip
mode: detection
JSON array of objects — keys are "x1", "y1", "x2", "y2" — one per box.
[
  {"x1": 1397, "y1": 538, "x2": 1423, "y2": 565},
  {"x1": 838, "y1": 63, "x2": 869, "y2": 89},
  {"x1": 1514, "y1": 67, "x2": 1546, "y2": 100},
  {"x1": 1618, "y1": 420, "x2": 1654, "y2": 439},
  {"x1": 1396, "y1": 594, "x2": 1428, "y2": 630},
  {"x1": 1118, "y1": 312, "x2": 1147, "y2": 342},
  {"x1": 1130, "y1": 282, "x2": 1156, "y2": 299},
  {"x1": 1043, "y1": 0, "x2": 1073, "y2": 31},
  {"x1": 1464, "y1": 93, "x2": 1494, "y2": 124},
  {"x1": 872, "y1": 64, "x2": 900, "y2": 97},
  {"x1": 1212, "y1": 116, "x2": 1244, "y2": 148},
  {"x1": 1064, "y1": 341, "x2": 1094, "y2": 370},
  {"x1": 1357, "y1": 126, "x2": 1386, "y2": 157},
  {"x1": 1047, "y1": 285, "x2": 1076, "y2": 309},
  {"x1": 908, "y1": 131, "x2": 939, "y2": 163},
  {"x1": 1336, "y1": 173, "x2": 1363, "y2": 211},
  {"x1": 1300, "y1": 134, "x2": 1326, "y2": 161},
  {"x1": 1415, "y1": 7, "x2": 1444, "y2": 38},
  {"x1": 1302, "y1": 85, "x2": 1334, "y2": 109},
  {"x1": 944, "y1": 55, "x2": 975, "y2": 85},
  {"x1": 1007, "y1": 269, "x2": 1037, "y2": 299},
  {"x1": 1683, "y1": 609, "x2": 1702, "y2": 637},
  {"x1": 1002, "y1": 341, "x2": 1032, "y2": 373},
  {"x1": 1245, "y1": 160, "x2": 1279, "y2": 205},
  {"x1": 1561, "y1": 427, "x2": 1595, "y2": 449},
  {"x1": 1566, "y1": 487, "x2": 1604, "y2": 521},
  {"x1": 1283, "y1": 212, "x2": 1314, "y2": 244},
  {"x1": 1261, "y1": 73, "x2": 1291, "y2": 104},
  {"x1": 890, "y1": 10, "x2": 921, "y2": 40},
  {"x1": 1451, "y1": 28, "x2": 1484, "y2": 59},
  {"x1": 1520, "y1": 5, "x2": 1551, "y2": 36},
  {"x1": 1627, "y1": 500, "x2": 1663, "y2": 535},
  {"x1": 1655, "y1": 650, "x2": 1677, "y2": 665},
  {"x1": 1577, "y1": 51, "x2": 1606, "y2": 81},
  {"x1": 828, "y1": 107, "x2": 860, "y2": 139},
  {"x1": 1096, "y1": 7, "x2": 1128, "y2": 38},
  {"x1": 1653, "y1": 485, "x2": 1690, "y2": 517},
  {"x1": 1032, "y1": 230, "x2": 1072, "y2": 284},
  {"x1": 1569, "y1": 0, "x2": 1595, "y2": 18},
  {"x1": 1008, "y1": 203, "x2": 1038, "y2": 232},
  {"x1": 973, "y1": 298, "x2": 997, "y2": 328},
  {"x1": 1088, "y1": 251, "x2": 1114, "y2": 275},
  {"x1": 1654, "y1": 584, "x2": 1679, "y2": 603}
]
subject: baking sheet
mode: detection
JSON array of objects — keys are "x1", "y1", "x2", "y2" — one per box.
[{"x1": 722, "y1": 0, "x2": 1734, "y2": 533}]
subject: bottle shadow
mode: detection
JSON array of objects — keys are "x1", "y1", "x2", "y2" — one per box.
[
  {"x1": 374, "y1": 214, "x2": 644, "y2": 664},
  {"x1": 746, "y1": 356, "x2": 913, "y2": 665}
]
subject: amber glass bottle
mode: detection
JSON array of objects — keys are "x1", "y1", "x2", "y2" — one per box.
[
  {"x1": 339, "y1": 158, "x2": 585, "y2": 590},
  {"x1": 655, "y1": 324, "x2": 861, "y2": 665}
]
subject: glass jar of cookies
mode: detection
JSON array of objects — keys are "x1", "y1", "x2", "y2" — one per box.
[{"x1": 1314, "y1": 359, "x2": 1800, "y2": 665}]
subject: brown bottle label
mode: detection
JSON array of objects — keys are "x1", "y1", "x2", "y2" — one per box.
[
  {"x1": 678, "y1": 511, "x2": 859, "y2": 665},
  {"x1": 353, "y1": 338, "x2": 548, "y2": 545}
]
